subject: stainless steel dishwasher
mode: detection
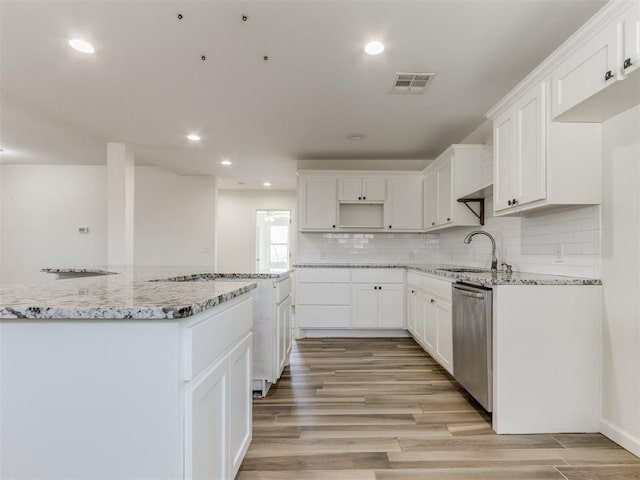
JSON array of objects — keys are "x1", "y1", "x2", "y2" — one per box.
[{"x1": 452, "y1": 282, "x2": 493, "y2": 412}]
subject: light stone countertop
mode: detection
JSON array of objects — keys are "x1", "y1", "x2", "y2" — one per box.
[
  {"x1": 0, "y1": 266, "x2": 293, "y2": 320},
  {"x1": 293, "y1": 263, "x2": 602, "y2": 286}
]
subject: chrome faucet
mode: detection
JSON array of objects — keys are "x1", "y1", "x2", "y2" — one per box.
[{"x1": 463, "y1": 230, "x2": 498, "y2": 274}]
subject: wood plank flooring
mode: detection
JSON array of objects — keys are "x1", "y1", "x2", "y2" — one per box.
[{"x1": 238, "y1": 338, "x2": 640, "y2": 480}]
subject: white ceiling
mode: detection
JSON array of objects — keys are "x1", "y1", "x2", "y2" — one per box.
[{"x1": 0, "y1": 0, "x2": 605, "y2": 189}]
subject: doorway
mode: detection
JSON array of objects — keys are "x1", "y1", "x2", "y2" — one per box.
[{"x1": 255, "y1": 210, "x2": 291, "y2": 272}]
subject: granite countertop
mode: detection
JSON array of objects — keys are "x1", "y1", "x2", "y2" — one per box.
[
  {"x1": 293, "y1": 263, "x2": 601, "y2": 286},
  {"x1": 0, "y1": 266, "x2": 279, "y2": 320}
]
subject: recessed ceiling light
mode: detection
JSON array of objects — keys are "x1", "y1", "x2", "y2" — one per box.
[
  {"x1": 347, "y1": 134, "x2": 365, "y2": 141},
  {"x1": 220, "y1": 159, "x2": 232, "y2": 166},
  {"x1": 364, "y1": 41, "x2": 384, "y2": 55},
  {"x1": 187, "y1": 134, "x2": 201, "y2": 141},
  {"x1": 69, "y1": 39, "x2": 95, "y2": 54},
  {"x1": 263, "y1": 182, "x2": 272, "y2": 187}
]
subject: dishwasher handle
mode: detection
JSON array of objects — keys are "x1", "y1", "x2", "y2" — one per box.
[{"x1": 453, "y1": 284, "x2": 488, "y2": 299}]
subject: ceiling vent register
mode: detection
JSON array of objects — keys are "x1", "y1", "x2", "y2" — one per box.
[{"x1": 390, "y1": 72, "x2": 436, "y2": 93}]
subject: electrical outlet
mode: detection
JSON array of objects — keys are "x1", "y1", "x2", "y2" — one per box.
[{"x1": 554, "y1": 243, "x2": 564, "y2": 263}]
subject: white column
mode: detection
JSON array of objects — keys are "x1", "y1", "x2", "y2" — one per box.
[{"x1": 107, "y1": 143, "x2": 134, "y2": 266}]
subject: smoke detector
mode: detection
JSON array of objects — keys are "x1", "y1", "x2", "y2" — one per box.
[{"x1": 390, "y1": 72, "x2": 436, "y2": 93}]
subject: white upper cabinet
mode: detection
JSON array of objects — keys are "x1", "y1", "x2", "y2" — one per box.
[
  {"x1": 298, "y1": 175, "x2": 337, "y2": 231},
  {"x1": 552, "y1": 1, "x2": 640, "y2": 122},
  {"x1": 622, "y1": 2, "x2": 640, "y2": 78},
  {"x1": 423, "y1": 171, "x2": 437, "y2": 229},
  {"x1": 551, "y1": 23, "x2": 618, "y2": 119},
  {"x1": 385, "y1": 176, "x2": 423, "y2": 230},
  {"x1": 338, "y1": 177, "x2": 386, "y2": 201},
  {"x1": 436, "y1": 162, "x2": 453, "y2": 225},
  {"x1": 422, "y1": 145, "x2": 486, "y2": 232},
  {"x1": 297, "y1": 171, "x2": 423, "y2": 232},
  {"x1": 493, "y1": 82, "x2": 546, "y2": 214}
]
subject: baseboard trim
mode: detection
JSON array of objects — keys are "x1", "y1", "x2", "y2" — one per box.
[
  {"x1": 600, "y1": 418, "x2": 640, "y2": 458},
  {"x1": 299, "y1": 328, "x2": 410, "y2": 338}
]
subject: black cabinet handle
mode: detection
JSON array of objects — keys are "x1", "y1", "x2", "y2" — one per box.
[
  {"x1": 605, "y1": 70, "x2": 614, "y2": 81},
  {"x1": 332, "y1": 224, "x2": 336, "y2": 228},
  {"x1": 358, "y1": 196, "x2": 362, "y2": 200},
  {"x1": 508, "y1": 200, "x2": 512, "y2": 206},
  {"x1": 446, "y1": 217, "x2": 451, "y2": 222},
  {"x1": 431, "y1": 222, "x2": 435, "y2": 226},
  {"x1": 363, "y1": 196, "x2": 366, "y2": 200},
  {"x1": 379, "y1": 286, "x2": 382, "y2": 290},
  {"x1": 624, "y1": 58, "x2": 632, "y2": 70},
  {"x1": 430, "y1": 298, "x2": 435, "y2": 303},
  {"x1": 388, "y1": 225, "x2": 392, "y2": 229}
]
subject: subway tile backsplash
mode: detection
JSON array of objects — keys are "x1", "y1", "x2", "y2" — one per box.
[{"x1": 297, "y1": 196, "x2": 601, "y2": 278}]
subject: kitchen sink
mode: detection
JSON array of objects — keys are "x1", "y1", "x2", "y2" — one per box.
[{"x1": 436, "y1": 267, "x2": 489, "y2": 273}]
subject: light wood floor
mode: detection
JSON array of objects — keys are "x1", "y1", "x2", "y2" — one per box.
[{"x1": 238, "y1": 337, "x2": 640, "y2": 480}]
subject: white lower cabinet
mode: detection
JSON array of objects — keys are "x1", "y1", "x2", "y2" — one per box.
[
  {"x1": 251, "y1": 276, "x2": 292, "y2": 395},
  {"x1": 296, "y1": 268, "x2": 405, "y2": 332},
  {"x1": 228, "y1": 334, "x2": 253, "y2": 475},
  {"x1": 186, "y1": 332, "x2": 252, "y2": 480},
  {"x1": 277, "y1": 296, "x2": 292, "y2": 375},
  {"x1": 352, "y1": 283, "x2": 405, "y2": 329},
  {"x1": 185, "y1": 358, "x2": 229, "y2": 480},
  {"x1": 434, "y1": 299, "x2": 453, "y2": 374},
  {"x1": 184, "y1": 308, "x2": 253, "y2": 479},
  {"x1": 407, "y1": 271, "x2": 454, "y2": 375}
]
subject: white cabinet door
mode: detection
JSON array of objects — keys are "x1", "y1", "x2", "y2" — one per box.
[
  {"x1": 276, "y1": 297, "x2": 292, "y2": 376},
  {"x1": 386, "y1": 177, "x2": 423, "y2": 230},
  {"x1": 515, "y1": 83, "x2": 546, "y2": 207},
  {"x1": 407, "y1": 288, "x2": 418, "y2": 335},
  {"x1": 622, "y1": 1, "x2": 640, "y2": 78},
  {"x1": 229, "y1": 334, "x2": 253, "y2": 477},
  {"x1": 185, "y1": 359, "x2": 229, "y2": 480},
  {"x1": 378, "y1": 284, "x2": 405, "y2": 328},
  {"x1": 362, "y1": 178, "x2": 387, "y2": 201},
  {"x1": 435, "y1": 300, "x2": 453, "y2": 375},
  {"x1": 436, "y1": 162, "x2": 453, "y2": 225},
  {"x1": 493, "y1": 108, "x2": 516, "y2": 213},
  {"x1": 339, "y1": 177, "x2": 363, "y2": 201},
  {"x1": 423, "y1": 171, "x2": 437, "y2": 229},
  {"x1": 352, "y1": 285, "x2": 379, "y2": 328},
  {"x1": 552, "y1": 23, "x2": 618, "y2": 118},
  {"x1": 339, "y1": 177, "x2": 386, "y2": 201},
  {"x1": 422, "y1": 295, "x2": 437, "y2": 355},
  {"x1": 301, "y1": 176, "x2": 337, "y2": 229}
]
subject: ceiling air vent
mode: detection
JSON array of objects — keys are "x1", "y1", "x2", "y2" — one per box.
[{"x1": 390, "y1": 72, "x2": 435, "y2": 94}]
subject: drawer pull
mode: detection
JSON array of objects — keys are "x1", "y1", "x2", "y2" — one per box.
[
  {"x1": 605, "y1": 70, "x2": 614, "y2": 81},
  {"x1": 624, "y1": 58, "x2": 632, "y2": 70}
]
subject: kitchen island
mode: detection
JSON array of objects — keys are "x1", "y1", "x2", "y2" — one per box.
[{"x1": 0, "y1": 267, "x2": 259, "y2": 480}]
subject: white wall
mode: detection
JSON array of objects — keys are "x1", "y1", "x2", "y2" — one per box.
[
  {"x1": 216, "y1": 189, "x2": 296, "y2": 272},
  {"x1": 0, "y1": 165, "x2": 217, "y2": 283},
  {"x1": 599, "y1": 105, "x2": 640, "y2": 457},
  {"x1": 134, "y1": 167, "x2": 216, "y2": 266},
  {"x1": 0, "y1": 165, "x2": 107, "y2": 284}
]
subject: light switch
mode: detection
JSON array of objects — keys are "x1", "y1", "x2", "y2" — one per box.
[{"x1": 78, "y1": 227, "x2": 89, "y2": 234}]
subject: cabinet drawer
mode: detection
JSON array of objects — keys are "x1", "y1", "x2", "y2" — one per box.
[
  {"x1": 296, "y1": 268, "x2": 351, "y2": 283},
  {"x1": 407, "y1": 271, "x2": 423, "y2": 289},
  {"x1": 184, "y1": 297, "x2": 253, "y2": 381},
  {"x1": 296, "y1": 283, "x2": 350, "y2": 305},
  {"x1": 351, "y1": 268, "x2": 404, "y2": 284},
  {"x1": 422, "y1": 276, "x2": 453, "y2": 302},
  {"x1": 297, "y1": 305, "x2": 351, "y2": 328},
  {"x1": 276, "y1": 277, "x2": 292, "y2": 303}
]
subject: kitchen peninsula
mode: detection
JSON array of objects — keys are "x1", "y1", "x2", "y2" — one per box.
[{"x1": 0, "y1": 266, "x2": 264, "y2": 480}]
